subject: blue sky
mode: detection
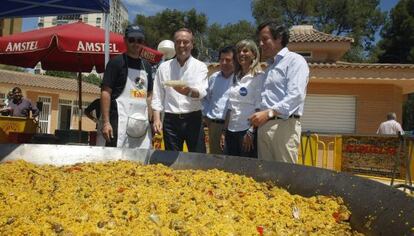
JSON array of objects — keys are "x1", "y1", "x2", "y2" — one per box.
[{"x1": 22, "y1": 0, "x2": 398, "y2": 32}]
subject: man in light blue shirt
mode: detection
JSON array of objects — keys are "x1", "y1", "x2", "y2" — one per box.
[
  {"x1": 250, "y1": 21, "x2": 309, "y2": 163},
  {"x1": 202, "y1": 46, "x2": 236, "y2": 154}
]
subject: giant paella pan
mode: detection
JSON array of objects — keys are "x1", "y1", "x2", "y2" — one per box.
[{"x1": 0, "y1": 144, "x2": 413, "y2": 235}]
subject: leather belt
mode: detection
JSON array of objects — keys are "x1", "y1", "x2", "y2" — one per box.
[
  {"x1": 269, "y1": 114, "x2": 300, "y2": 120},
  {"x1": 165, "y1": 110, "x2": 201, "y2": 120},
  {"x1": 210, "y1": 119, "x2": 225, "y2": 124}
]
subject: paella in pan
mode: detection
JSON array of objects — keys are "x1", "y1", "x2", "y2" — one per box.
[{"x1": 0, "y1": 160, "x2": 361, "y2": 235}]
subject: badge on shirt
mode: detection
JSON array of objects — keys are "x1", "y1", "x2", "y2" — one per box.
[
  {"x1": 239, "y1": 87, "x2": 248, "y2": 96},
  {"x1": 130, "y1": 89, "x2": 146, "y2": 98},
  {"x1": 134, "y1": 77, "x2": 146, "y2": 90}
]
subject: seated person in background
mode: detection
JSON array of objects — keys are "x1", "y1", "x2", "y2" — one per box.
[
  {"x1": 377, "y1": 112, "x2": 404, "y2": 135},
  {"x1": 7, "y1": 87, "x2": 39, "y2": 118}
]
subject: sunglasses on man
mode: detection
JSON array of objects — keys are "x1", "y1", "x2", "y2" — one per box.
[{"x1": 127, "y1": 37, "x2": 144, "y2": 44}]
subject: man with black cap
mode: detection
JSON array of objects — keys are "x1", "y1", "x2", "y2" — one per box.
[{"x1": 101, "y1": 25, "x2": 154, "y2": 148}]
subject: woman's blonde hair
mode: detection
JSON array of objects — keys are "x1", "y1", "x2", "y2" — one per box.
[{"x1": 235, "y1": 39, "x2": 262, "y2": 77}]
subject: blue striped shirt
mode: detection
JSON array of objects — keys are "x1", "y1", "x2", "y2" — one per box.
[
  {"x1": 260, "y1": 47, "x2": 309, "y2": 119},
  {"x1": 202, "y1": 71, "x2": 233, "y2": 120}
]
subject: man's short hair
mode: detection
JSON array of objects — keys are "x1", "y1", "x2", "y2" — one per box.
[
  {"x1": 174, "y1": 28, "x2": 194, "y2": 41},
  {"x1": 257, "y1": 20, "x2": 289, "y2": 47},
  {"x1": 387, "y1": 112, "x2": 397, "y2": 120},
  {"x1": 218, "y1": 45, "x2": 236, "y2": 61},
  {"x1": 12, "y1": 87, "x2": 21, "y2": 93}
]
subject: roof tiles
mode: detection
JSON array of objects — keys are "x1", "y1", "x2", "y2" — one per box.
[{"x1": 0, "y1": 69, "x2": 100, "y2": 94}]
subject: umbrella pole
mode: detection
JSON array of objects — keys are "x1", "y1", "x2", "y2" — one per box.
[{"x1": 78, "y1": 72, "x2": 82, "y2": 143}]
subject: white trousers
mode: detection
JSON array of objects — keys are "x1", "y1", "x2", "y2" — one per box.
[{"x1": 258, "y1": 118, "x2": 301, "y2": 163}]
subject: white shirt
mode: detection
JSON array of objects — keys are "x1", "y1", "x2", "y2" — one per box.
[
  {"x1": 227, "y1": 72, "x2": 265, "y2": 132},
  {"x1": 202, "y1": 71, "x2": 233, "y2": 120},
  {"x1": 377, "y1": 120, "x2": 404, "y2": 135},
  {"x1": 151, "y1": 56, "x2": 208, "y2": 113},
  {"x1": 261, "y1": 47, "x2": 309, "y2": 119}
]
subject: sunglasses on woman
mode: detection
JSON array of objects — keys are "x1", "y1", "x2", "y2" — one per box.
[{"x1": 128, "y1": 37, "x2": 144, "y2": 44}]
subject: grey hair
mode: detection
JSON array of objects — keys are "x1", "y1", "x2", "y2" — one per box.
[
  {"x1": 235, "y1": 39, "x2": 262, "y2": 77},
  {"x1": 387, "y1": 112, "x2": 397, "y2": 120}
]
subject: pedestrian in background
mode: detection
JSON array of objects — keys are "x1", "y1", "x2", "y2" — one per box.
[{"x1": 377, "y1": 112, "x2": 404, "y2": 135}]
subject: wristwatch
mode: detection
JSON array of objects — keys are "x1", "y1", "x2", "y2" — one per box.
[
  {"x1": 187, "y1": 89, "x2": 193, "y2": 97},
  {"x1": 267, "y1": 109, "x2": 275, "y2": 119}
]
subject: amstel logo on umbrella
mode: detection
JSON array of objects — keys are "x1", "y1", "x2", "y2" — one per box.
[
  {"x1": 77, "y1": 41, "x2": 120, "y2": 53},
  {"x1": 5, "y1": 41, "x2": 38, "y2": 52}
]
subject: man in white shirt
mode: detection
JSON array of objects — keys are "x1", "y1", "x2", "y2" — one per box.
[
  {"x1": 202, "y1": 46, "x2": 235, "y2": 154},
  {"x1": 249, "y1": 21, "x2": 309, "y2": 164},
  {"x1": 152, "y1": 28, "x2": 208, "y2": 153},
  {"x1": 377, "y1": 112, "x2": 404, "y2": 135}
]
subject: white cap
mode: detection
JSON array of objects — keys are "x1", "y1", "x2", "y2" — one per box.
[{"x1": 157, "y1": 40, "x2": 175, "y2": 60}]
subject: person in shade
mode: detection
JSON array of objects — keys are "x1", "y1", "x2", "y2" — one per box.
[
  {"x1": 151, "y1": 28, "x2": 208, "y2": 153},
  {"x1": 202, "y1": 46, "x2": 236, "y2": 154},
  {"x1": 101, "y1": 25, "x2": 154, "y2": 148},
  {"x1": 377, "y1": 112, "x2": 404, "y2": 135},
  {"x1": 220, "y1": 39, "x2": 265, "y2": 158},
  {"x1": 84, "y1": 98, "x2": 106, "y2": 146},
  {"x1": 7, "y1": 87, "x2": 39, "y2": 118},
  {"x1": 249, "y1": 21, "x2": 310, "y2": 164}
]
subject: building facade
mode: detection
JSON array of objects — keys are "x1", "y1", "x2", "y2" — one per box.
[
  {"x1": 37, "y1": 0, "x2": 128, "y2": 34},
  {"x1": 0, "y1": 18, "x2": 22, "y2": 37}
]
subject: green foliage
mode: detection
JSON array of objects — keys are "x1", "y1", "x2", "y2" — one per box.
[
  {"x1": 0, "y1": 64, "x2": 26, "y2": 72},
  {"x1": 403, "y1": 94, "x2": 414, "y2": 131},
  {"x1": 45, "y1": 70, "x2": 77, "y2": 78},
  {"x1": 374, "y1": 0, "x2": 414, "y2": 63},
  {"x1": 133, "y1": 9, "x2": 255, "y2": 62},
  {"x1": 45, "y1": 70, "x2": 101, "y2": 86},
  {"x1": 134, "y1": 8, "x2": 208, "y2": 49},
  {"x1": 206, "y1": 21, "x2": 256, "y2": 61},
  {"x1": 82, "y1": 73, "x2": 102, "y2": 86},
  {"x1": 251, "y1": 0, "x2": 386, "y2": 62}
]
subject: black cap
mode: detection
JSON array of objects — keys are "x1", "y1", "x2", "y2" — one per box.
[{"x1": 125, "y1": 25, "x2": 145, "y2": 39}]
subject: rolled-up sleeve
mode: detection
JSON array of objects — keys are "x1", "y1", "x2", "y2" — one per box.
[
  {"x1": 202, "y1": 75, "x2": 214, "y2": 116},
  {"x1": 151, "y1": 67, "x2": 165, "y2": 111},
  {"x1": 194, "y1": 64, "x2": 208, "y2": 99}
]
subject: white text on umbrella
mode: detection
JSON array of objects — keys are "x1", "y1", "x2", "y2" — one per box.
[
  {"x1": 77, "y1": 41, "x2": 119, "y2": 53},
  {"x1": 5, "y1": 41, "x2": 38, "y2": 52}
]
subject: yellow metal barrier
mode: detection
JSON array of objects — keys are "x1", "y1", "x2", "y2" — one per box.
[
  {"x1": 0, "y1": 116, "x2": 37, "y2": 143},
  {"x1": 298, "y1": 134, "x2": 342, "y2": 171},
  {"x1": 298, "y1": 134, "x2": 318, "y2": 167}
]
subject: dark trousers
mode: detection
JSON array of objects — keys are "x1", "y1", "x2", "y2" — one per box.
[
  {"x1": 163, "y1": 110, "x2": 206, "y2": 153},
  {"x1": 224, "y1": 129, "x2": 257, "y2": 158}
]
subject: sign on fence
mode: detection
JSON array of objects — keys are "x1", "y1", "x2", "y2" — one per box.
[{"x1": 341, "y1": 135, "x2": 406, "y2": 178}]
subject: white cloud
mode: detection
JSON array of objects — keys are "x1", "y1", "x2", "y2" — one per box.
[{"x1": 122, "y1": 0, "x2": 165, "y2": 16}]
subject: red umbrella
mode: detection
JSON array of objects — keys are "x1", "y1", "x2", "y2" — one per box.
[
  {"x1": 0, "y1": 21, "x2": 125, "y2": 138},
  {"x1": 0, "y1": 21, "x2": 125, "y2": 73}
]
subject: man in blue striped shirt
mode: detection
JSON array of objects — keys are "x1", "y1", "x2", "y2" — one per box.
[
  {"x1": 250, "y1": 21, "x2": 309, "y2": 163},
  {"x1": 202, "y1": 46, "x2": 236, "y2": 154}
]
